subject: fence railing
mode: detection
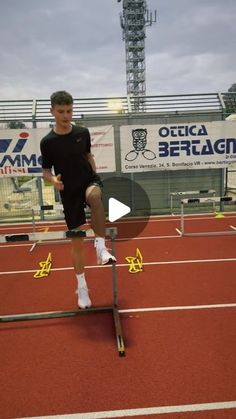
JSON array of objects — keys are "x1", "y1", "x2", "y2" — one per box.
[{"x1": 0, "y1": 92, "x2": 234, "y2": 125}]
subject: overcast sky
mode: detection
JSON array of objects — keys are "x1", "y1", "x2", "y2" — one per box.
[{"x1": 0, "y1": 0, "x2": 235, "y2": 100}]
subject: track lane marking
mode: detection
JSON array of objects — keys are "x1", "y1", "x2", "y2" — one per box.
[
  {"x1": 18, "y1": 400, "x2": 236, "y2": 418},
  {"x1": 120, "y1": 303, "x2": 236, "y2": 313},
  {"x1": 1, "y1": 257, "x2": 236, "y2": 276}
]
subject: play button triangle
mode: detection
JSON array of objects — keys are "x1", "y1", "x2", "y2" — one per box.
[{"x1": 108, "y1": 197, "x2": 131, "y2": 222}]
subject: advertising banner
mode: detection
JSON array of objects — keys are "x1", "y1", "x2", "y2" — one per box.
[
  {"x1": 0, "y1": 125, "x2": 115, "y2": 177},
  {"x1": 120, "y1": 121, "x2": 236, "y2": 172}
]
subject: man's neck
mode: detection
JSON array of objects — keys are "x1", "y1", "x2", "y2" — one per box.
[{"x1": 53, "y1": 124, "x2": 73, "y2": 135}]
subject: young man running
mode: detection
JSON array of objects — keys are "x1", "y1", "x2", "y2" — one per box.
[{"x1": 40, "y1": 90, "x2": 116, "y2": 309}]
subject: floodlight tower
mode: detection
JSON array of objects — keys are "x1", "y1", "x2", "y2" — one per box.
[{"x1": 117, "y1": 0, "x2": 157, "y2": 112}]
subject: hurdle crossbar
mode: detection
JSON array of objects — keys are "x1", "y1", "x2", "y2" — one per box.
[
  {"x1": 31, "y1": 204, "x2": 65, "y2": 252},
  {"x1": 0, "y1": 229, "x2": 94, "y2": 243},
  {"x1": 170, "y1": 189, "x2": 216, "y2": 214},
  {"x1": 30, "y1": 204, "x2": 91, "y2": 252},
  {"x1": 0, "y1": 226, "x2": 125, "y2": 356},
  {"x1": 0, "y1": 307, "x2": 113, "y2": 322},
  {"x1": 180, "y1": 196, "x2": 236, "y2": 236}
]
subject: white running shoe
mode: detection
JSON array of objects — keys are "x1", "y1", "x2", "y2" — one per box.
[
  {"x1": 96, "y1": 247, "x2": 117, "y2": 265},
  {"x1": 76, "y1": 287, "x2": 92, "y2": 309}
]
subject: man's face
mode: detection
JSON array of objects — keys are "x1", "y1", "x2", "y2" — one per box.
[{"x1": 50, "y1": 104, "x2": 73, "y2": 129}]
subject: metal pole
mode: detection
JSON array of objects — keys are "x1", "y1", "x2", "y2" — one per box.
[
  {"x1": 220, "y1": 168, "x2": 225, "y2": 212},
  {"x1": 37, "y1": 177, "x2": 44, "y2": 221},
  {"x1": 180, "y1": 201, "x2": 184, "y2": 235},
  {"x1": 170, "y1": 193, "x2": 173, "y2": 214},
  {"x1": 110, "y1": 236, "x2": 117, "y2": 307}
]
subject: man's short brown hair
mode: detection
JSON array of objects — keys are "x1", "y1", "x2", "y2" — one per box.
[{"x1": 50, "y1": 91, "x2": 73, "y2": 107}]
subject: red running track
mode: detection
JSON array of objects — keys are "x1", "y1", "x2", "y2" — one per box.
[{"x1": 0, "y1": 215, "x2": 236, "y2": 419}]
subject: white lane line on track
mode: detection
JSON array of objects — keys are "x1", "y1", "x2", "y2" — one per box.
[
  {"x1": 1, "y1": 257, "x2": 236, "y2": 276},
  {"x1": 0, "y1": 243, "x2": 32, "y2": 248},
  {"x1": 116, "y1": 234, "x2": 181, "y2": 241},
  {"x1": 120, "y1": 303, "x2": 236, "y2": 313},
  {"x1": 18, "y1": 400, "x2": 236, "y2": 418}
]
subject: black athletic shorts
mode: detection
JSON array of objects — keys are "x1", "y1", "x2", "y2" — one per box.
[{"x1": 60, "y1": 173, "x2": 103, "y2": 230}]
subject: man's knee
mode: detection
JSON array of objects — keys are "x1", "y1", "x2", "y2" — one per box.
[
  {"x1": 87, "y1": 194, "x2": 102, "y2": 208},
  {"x1": 86, "y1": 187, "x2": 102, "y2": 207}
]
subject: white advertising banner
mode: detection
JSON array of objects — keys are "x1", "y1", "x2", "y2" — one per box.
[
  {"x1": 0, "y1": 125, "x2": 115, "y2": 177},
  {"x1": 90, "y1": 125, "x2": 116, "y2": 172},
  {"x1": 120, "y1": 121, "x2": 236, "y2": 172}
]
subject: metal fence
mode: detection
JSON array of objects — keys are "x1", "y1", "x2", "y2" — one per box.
[{"x1": 0, "y1": 92, "x2": 233, "y2": 126}]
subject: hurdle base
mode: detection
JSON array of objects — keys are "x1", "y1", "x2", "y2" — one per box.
[{"x1": 0, "y1": 305, "x2": 125, "y2": 357}]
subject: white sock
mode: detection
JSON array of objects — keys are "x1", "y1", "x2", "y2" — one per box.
[
  {"x1": 76, "y1": 273, "x2": 87, "y2": 289},
  {"x1": 95, "y1": 237, "x2": 105, "y2": 249}
]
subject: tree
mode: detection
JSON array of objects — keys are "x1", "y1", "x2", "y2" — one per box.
[
  {"x1": 223, "y1": 83, "x2": 236, "y2": 115},
  {"x1": 7, "y1": 121, "x2": 26, "y2": 129},
  {"x1": 228, "y1": 83, "x2": 236, "y2": 92}
]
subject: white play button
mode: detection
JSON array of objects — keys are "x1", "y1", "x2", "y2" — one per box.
[{"x1": 108, "y1": 197, "x2": 131, "y2": 222}]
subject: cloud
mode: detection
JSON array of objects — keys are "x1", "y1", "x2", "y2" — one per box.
[{"x1": 0, "y1": 0, "x2": 235, "y2": 100}]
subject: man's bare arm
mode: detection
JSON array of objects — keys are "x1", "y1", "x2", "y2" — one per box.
[
  {"x1": 87, "y1": 153, "x2": 97, "y2": 173},
  {"x1": 42, "y1": 169, "x2": 64, "y2": 191}
]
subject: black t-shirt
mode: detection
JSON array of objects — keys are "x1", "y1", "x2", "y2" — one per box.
[{"x1": 40, "y1": 125, "x2": 94, "y2": 192}]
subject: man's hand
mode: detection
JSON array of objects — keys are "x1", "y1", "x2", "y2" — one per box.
[
  {"x1": 53, "y1": 174, "x2": 64, "y2": 191},
  {"x1": 42, "y1": 169, "x2": 64, "y2": 191}
]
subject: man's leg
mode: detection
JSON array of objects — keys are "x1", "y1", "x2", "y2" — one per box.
[
  {"x1": 86, "y1": 185, "x2": 116, "y2": 265},
  {"x1": 62, "y1": 194, "x2": 92, "y2": 309},
  {"x1": 71, "y1": 234, "x2": 91, "y2": 309},
  {"x1": 85, "y1": 185, "x2": 105, "y2": 236},
  {"x1": 71, "y1": 236, "x2": 85, "y2": 274}
]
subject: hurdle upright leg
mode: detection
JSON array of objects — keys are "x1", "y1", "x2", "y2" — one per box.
[{"x1": 108, "y1": 227, "x2": 125, "y2": 356}]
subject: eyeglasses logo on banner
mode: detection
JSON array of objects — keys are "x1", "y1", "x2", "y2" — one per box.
[{"x1": 125, "y1": 129, "x2": 156, "y2": 162}]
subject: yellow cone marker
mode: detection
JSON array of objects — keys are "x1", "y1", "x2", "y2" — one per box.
[
  {"x1": 34, "y1": 252, "x2": 52, "y2": 278},
  {"x1": 215, "y1": 213, "x2": 225, "y2": 218},
  {"x1": 125, "y1": 248, "x2": 143, "y2": 273}
]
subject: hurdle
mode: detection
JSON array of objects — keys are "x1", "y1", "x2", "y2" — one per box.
[
  {"x1": 30, "y1": 204, "x2": 65, "y2": 252},
  {"x1": 30, "y1": 204, "x2": 91, "y2": 252},
  {"x1": 170, "y1": 189, "x2": 216, "y2": 215},
  {"x1": 31, "y1": 204, "x2": 64, "y2": 230},
  {"x1": 180, "y1": 196, "x2": 236, "y2": 237},
  {"x1": 0, "y1": 227, "x2": 125, "y2": 357}
]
